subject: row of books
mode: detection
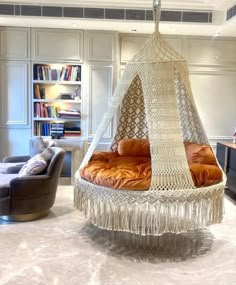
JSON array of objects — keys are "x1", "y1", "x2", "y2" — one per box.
[
  {"x1": 60, "y1": 66, "x2": 81, "y2": 82},
  {"x1": 64, "y1": 123, "x2": 81, "y2": 136},
  {"x1": 33, "y1": 65, "x2": 81, "y2": 82},
  {"x1": 34, "y1": 103, "x2": 81, "y2": 119},
  {"x1": 58, "y1": 109, "x2": 81, "y2": 119},
  {"x1": 34, "y1": 103, "x2": 59, "y2": 118},
  {"x1": 34, "y1": 122, "x2": 81, "y2": 137},
  {"x1": 34, "y1": 122, "x2": 51, "y2": 136}
]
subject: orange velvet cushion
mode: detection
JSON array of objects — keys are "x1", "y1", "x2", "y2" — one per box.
[
  {"x1": 184, "y1": 142, "x2": 217, "y2": 165},
  {"x1": 80, "y1": 152, "x2": 151, "y2": 190},
  {"x1": 189, "y1": 163, "x2": 222, "y2": 187},
  {"x1": 118, "y1": 138, "x2": 150, "y2": 157}
]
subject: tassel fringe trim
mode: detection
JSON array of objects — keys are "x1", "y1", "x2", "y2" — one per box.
[{"x1": 74, "y1": 179, "x2": 225, "y2": 236}]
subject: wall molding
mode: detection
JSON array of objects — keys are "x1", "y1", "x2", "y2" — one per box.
[{"x1": 209, "y1": 136, "x2": 233, "y2": 148}]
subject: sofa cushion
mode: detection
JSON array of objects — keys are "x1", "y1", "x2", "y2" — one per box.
[
  {"x1": 0, "y1": 163, "x2": 25, "y2": 174},
  {"x1": 0, "y1": 174, "x2": 19, "y2": 196},
  {"x1": 18, "y1": 148, "x2": 53, "y2": 177}
]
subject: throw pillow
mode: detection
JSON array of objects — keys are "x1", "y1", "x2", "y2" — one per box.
[
  {"x1": 41, "y1": 147, "x2": 54, "y2": 162},
  {"x1": 30, "y1": 136, "x2": 47, "y2": 156},
  {"x1": 18, "y1": 153, "x2": 48, "y2": 177},
  {"x1": 192, "y1": 146, "x2": 217, "y2": 165},
  {"x1": 44, "y1": 139, "x2": 56, "y2": 148},
  {"x1": 118, "y1": 138, "x2": 150, "y2": 157},
  {"x1": 184, "y1": 142, "x2": 217, "y2": 165}
]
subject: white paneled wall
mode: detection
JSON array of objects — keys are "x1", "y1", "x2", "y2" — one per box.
[
  {"x1": 0, "y1": 27, "x2": 236, "y2": 159},
  {"x1": 0, "y1": 27, "x2": 31, "y2": 159}
]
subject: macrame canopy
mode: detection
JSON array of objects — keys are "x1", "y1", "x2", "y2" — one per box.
[{"x1": 74, "y1": 0, "x2": 225, "y2": 236}]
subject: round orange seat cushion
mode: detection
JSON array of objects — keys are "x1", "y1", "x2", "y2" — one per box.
[{"x1": 80, "y1": 151, "x2": 223, "y2": 190}]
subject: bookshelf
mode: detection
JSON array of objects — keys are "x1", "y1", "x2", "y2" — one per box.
[{"x1": 32, "y1": 63, "x2": 82, "y2": 138}]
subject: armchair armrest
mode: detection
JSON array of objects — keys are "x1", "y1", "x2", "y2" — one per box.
[
  {"x1": 3, "y1": 155, "x2": 30, "y2": 163},
  {"x1": 9, "y1": 175, "x2": 54, "y2": 197}
]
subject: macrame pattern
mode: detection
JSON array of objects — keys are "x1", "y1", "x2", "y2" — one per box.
[
  {"x1": 111, "y1": 75, "x2": 148, "y2": 152},
  {"x1": 74, "y1": 3, "x2": 225, "y2": 236}
]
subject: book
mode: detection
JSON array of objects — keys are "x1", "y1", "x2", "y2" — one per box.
[{"x1": 34, "y1": 84, "x2": 41, "y2": 99}]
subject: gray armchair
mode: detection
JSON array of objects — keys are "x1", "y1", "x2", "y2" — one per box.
[{"x1": 0, "y1": 147, "x2": 65, "y2": 222}]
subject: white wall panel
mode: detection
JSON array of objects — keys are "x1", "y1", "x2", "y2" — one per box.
[
  {"x1": 0, "y1": 27, "x2": 30, "y2": 60},
  {"x1": 186, "y1": 39, "x2": 236, "y2": 65},
  {"x1": 0, "y1": 62, "x2": 29, "y2": 127},
  {"x1": 88, "y1": 32, "x2": 114, "y2": 61},
  {"x1": 88, "y1": 66, "x2": 113, "y2": 138},
  {"x1": 190, "y1": 70, "x2": 236, "y2": 139},
  {"x1": 31, "y1": 28, "x2": 83, "y2": 61},
  {"x1": 0, "y1": 128, "x2": 31, "y2": 159}
]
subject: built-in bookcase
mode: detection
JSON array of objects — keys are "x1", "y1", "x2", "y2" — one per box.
[{"x1": 32, "y1": 63, "x2": 82, "y2": 138}]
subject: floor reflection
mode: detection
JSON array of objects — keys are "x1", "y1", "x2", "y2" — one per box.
[{"x1": 79, "y1": 223, "x2": 214, "y2": 263}]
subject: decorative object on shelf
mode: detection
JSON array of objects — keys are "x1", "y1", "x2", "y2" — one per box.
[
  {"x1": 74, "y1": 0, "x2": 225, "y2": 236},
  {"x1": 60, "y1": 93, "x2": 74, "y2": 100},
  {"x1": 51, "y1": 122, "x2": 64, "y2": 139},
  {"x1": 73, "y1": 86, "x2": 81, "y2": 101}
]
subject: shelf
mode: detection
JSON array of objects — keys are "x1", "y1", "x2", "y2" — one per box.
[
  {"x1": 33, "y1": 80, "x2": 81, "y2": 85},
  {"x1": 33, "y1": 99, "x2": 81, "y2": 103},
  {"x1": 33, "y1": 117, "x2": 80, "y2": 121},
  {"x1": 33, "y1": 64, "x2": 81, "y2": 81}
]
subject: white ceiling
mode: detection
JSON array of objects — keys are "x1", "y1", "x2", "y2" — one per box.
[{"x1": 0, "y1": 0, "x2": 235, "y2": 37}]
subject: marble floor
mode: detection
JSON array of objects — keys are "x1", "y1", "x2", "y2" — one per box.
[{"x1": 1, "y1": 186, "x2": 236, "y2": 285}]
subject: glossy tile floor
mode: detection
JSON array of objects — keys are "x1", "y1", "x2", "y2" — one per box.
[{"x1": 1, "y1": 186, "x2": 236, "y2": 285}]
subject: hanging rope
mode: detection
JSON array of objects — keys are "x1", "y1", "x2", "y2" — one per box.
[{"x1": 153, "y1": 0, "x2": 161, "y2": 31}]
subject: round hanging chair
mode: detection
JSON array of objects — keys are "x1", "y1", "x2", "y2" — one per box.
[{"x1": 74, "y1": 0, "x2": 226, "y2": 236}]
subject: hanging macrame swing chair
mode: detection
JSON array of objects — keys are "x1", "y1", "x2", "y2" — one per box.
[{"x1": 74, "y1": 0, "x2": 226, "y2": 236}]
